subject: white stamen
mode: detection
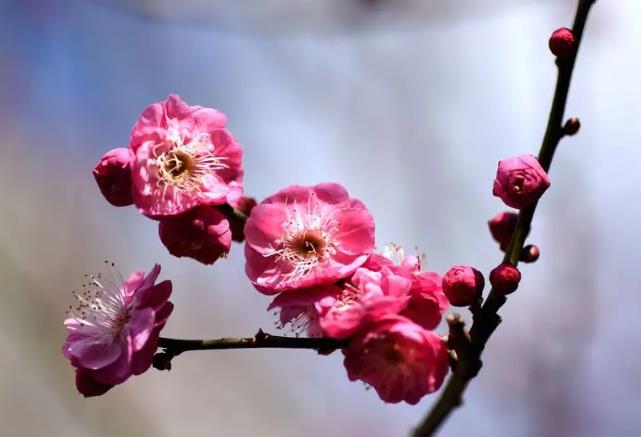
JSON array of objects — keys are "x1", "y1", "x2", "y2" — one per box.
[
  {"x1": 267, "y1": 193, "x2": 339, "y2": 283},
  {"x1": 151, "y1": 127, "x2": 228, "y2": 195},
  {"x1": 66, "y1": 262, "x2": 130, "y2": 340}
]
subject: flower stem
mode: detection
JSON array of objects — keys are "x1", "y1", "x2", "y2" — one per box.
[
  {"x1": 412, "y1": 1, "x2": 597, "y2": 435},
  {"x1": 157, "y1": 330, "x2": 347, "y2": 356}
]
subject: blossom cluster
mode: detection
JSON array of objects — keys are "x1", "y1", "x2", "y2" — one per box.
[
  {"x1": 65, "y1": 94, "x2": 553, "y2": 404},
  {"x1": 92, "y1": 95, "x2": 254, "y2": 264},
  {"x1": 245, "y1": 183, "x2": 450, "y2": 403}
]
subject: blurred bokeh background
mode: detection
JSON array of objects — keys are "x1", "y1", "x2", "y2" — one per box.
[{"x1": 1, "y1": 0, "x2": 639, "y2": 436}]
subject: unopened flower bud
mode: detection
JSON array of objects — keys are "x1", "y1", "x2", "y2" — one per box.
[
  {"x1": 93, "y1": 148, "x2": 134, "y2": 207},
  {"x1": 549, "y1": 27, "x2": 575, "y2": 59},
  {"x1": 520, "y1": 244, "x2": 540, "y2": 263},
  {"x1": 563, "y1": 117, "x2": 581, "y2": 136},
  {"x1": 159, "y1": 206, "x2": 232, "y2": 265},
  {"x1": 489, "y1": 264, "x2": 521, "y2": 295},
  {"x1": 493, "y1": 155, "x2": 551, "y2": 209},
  {"x1": 442, "y1": 265, "x2": 485, "y2": 307},
  {"x1": 488, "y1": 212, "x2": 518, "y2": 250},
  {"x1": 225, "y1": 196, "x2": 257, "y2": 243}
]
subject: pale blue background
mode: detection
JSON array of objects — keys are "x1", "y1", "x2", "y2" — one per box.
[{"x1": 1, "y1": 1, "x2": 639, "y2": 436}]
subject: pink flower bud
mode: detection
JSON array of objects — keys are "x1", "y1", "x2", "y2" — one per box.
[
  {"x1": 520, "y1": 244, "x2": 540, "y2": 263},
  {"x1": 159, "y1": 206, "x2": 232, "y2": 265},
  {"x1": 489, "y1": 264, "x2": 521, "y2": 295},
  {"x1": 225, "y1": 196, "x2": 257, "y2": 243},
  {"x1": 442, "y1": 265, "x2": 485, "y2": 307},
  {"x1": 93, "y1": 148, "x2": 134, "y2": 207},
  {"x1": 492, "y1": 155, "x2": 550, "y2": 209},
  {"x1": 488, "y1": 211, "x2": 518, "y2": 250},
  {"x1": 549, "y1": 27, "x2": 576, "y2": 59}
]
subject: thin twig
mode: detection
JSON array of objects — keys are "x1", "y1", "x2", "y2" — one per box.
[
  {"x1": 157, "y1": 330, "x2": 347, "y2": 357},
  {"x1": 412, "y1": 1, "x2": 597, "y2": 435}
]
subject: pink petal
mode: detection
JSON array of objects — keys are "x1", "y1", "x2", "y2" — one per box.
[
  {"x1": 133, "y1": 280, "x2": 172, "y2": 310},
  {"x1": 91, "y1": 333, "x2": 133, "y2": 385},
  {"x1": 139, "y1": 264, "x2": 161, "y2": 290},
  {"x1": 244, "y1": 204, "x2": 288, "y2": 254},
  {"x1": 154, "y1": 301, "x2": 174, "y2": 326},
  {"x1": 332, "y1": 208, "x2": 375, "y2": 255},
  {"x1": 319, "y1": 305, "x2": 365, "y2": 340},
  {"x1": 312, "y1": 182, "x2": 350, "y2": 204},
  {"x1": 192, "y1": 108, "x2": 227, "y2": 131},
  {"x1": 69, "y1": 337, "x2": 123, "y2": 370},
  {"x1": 75, "y1": 369, "x2": 114, "y2": 398},
  {"x1": 127, "y1": 308, "x2": 156, "y2": 351},
  {"x1": 123, "y1": 270, "x2": 146, "y2": 297},
  {"x1": 165, "y1": 94, "x2": 194, "y2": 120}
]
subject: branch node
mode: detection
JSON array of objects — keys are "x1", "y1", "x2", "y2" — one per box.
[
  {"x1": 152, "y1": 352, "x2": 173, "y2": 371},
  {"x1": 446, "y1": 314, "x2": 482, "y2": 379}
]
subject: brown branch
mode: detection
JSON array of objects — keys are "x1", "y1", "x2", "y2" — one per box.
[
  {"x1": 412, "y1": 1, "x2": 597, "y2": 435},
  {"x1": 155, "y1": 330, "x2": 348, "y2": 368}
]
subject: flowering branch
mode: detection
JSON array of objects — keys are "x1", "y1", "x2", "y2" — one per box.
[
  {"x1": 68, "y1": 0, "x2": 597, "y2": 426},
  {"x1": 412, "y1": 1, "x2": 597, "y2": 435}
]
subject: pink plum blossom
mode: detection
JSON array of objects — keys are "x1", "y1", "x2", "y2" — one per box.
[
  {"x1": 492, "y1": 155, "x2": 550, "y2": 209},
  {"x1": 317, "y1": 266, "x2": 412, "y2": 340},
  {"x1": 129, "y1": 95, "x2": 243, "y2": 218},
  {"x1": 244, "y1": 183, "x2": 375, "y2": 294},
  {"x1": 267, "y1": 285, "x2": 342, "y2": 337},
  {"x1": 342, "y1": 315, "x2": 449, "y2": 404},
  {"x1": 361, "y1": 245, "x2": 449, "y2": 330},
  {"x1": 93, "y1": 147, "x2": 134, "y2": 207},
  {"x1": 62, "y1": 264, "x2": 173, "y2": 397},
  {"x1": 402, "y1": 271, "x2": 449, "y2": 330},
  {"x1": 158, "y1": 206, "x2": 232, "y2": 265}
]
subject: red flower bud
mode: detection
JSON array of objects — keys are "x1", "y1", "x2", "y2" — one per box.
[
  {"x1": 549, "y1": 27, "x2": 575, "y2": 59},
  {"x1": 493, "y1": 155, "x2": 550, "y2": 209},
  {"x1": 520, "y1": 245, "x2": 540, "y2": 263},
  {"x1": 159, "y1": 206, "x2": 232, "y2": 265},
  {"x1": 563, "y1": 117, "x2": 581, "y2": 136},
  {"x1": 488, "y1": 212, "x2": 518, "y2": 251},
  {"x1": 442, "y1": 265, "x2": 485, "y2": 307},
  {"x1": 93, "y1": 148, "x2": 134, "y2": 207},
  {"x1": 489, "y1": 264, "x2": 521, "y2": 295}
]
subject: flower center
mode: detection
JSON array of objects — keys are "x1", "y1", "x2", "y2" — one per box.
[
  {"x1": 369, "y1": 335, "x2": 407, "y2": 367},
  {"x1": 382, "y1": 344, "x2": 404, "y2": 364},
  {"x1": 285, "y1": 230, "x2": 327, "y2": 259},
  {"x1": 336, "y1": 283, "x2": 364, "y2": 308},
  {"x1": 152, "y1": 129, "x2": 228, "y2": 193},
  {"x1": 267, "y1": 194, "x2": 340, "y2": 284},
  {"x1": 277, "y1": 228, "x2": 333, "y2": 281},
  {"x1": 162, "y1": 149, "x2": 193, "y2": 179}
]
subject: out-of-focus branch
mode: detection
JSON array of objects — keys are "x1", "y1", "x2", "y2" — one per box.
[
  {"x1": 218, "y1": 204, "x2": 249, "y2": 224},
  {"x1": 412, "y1": 1, "x2": 597, "y2": 435}
]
